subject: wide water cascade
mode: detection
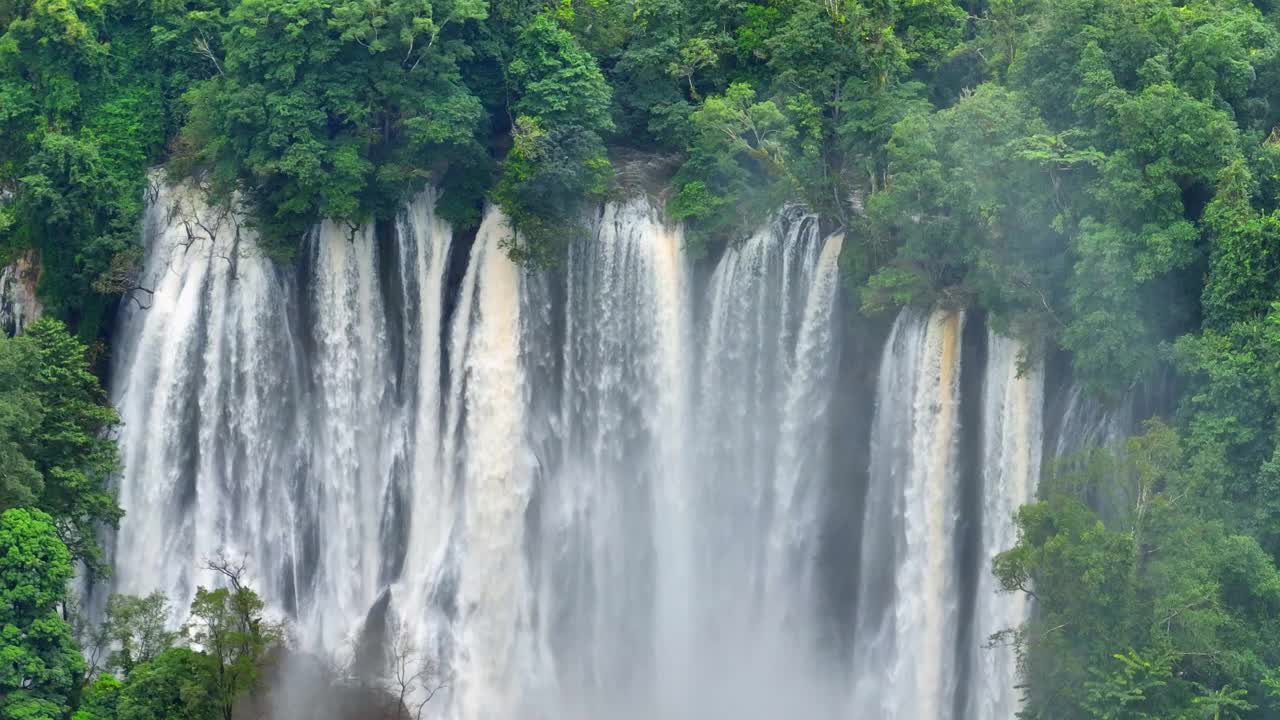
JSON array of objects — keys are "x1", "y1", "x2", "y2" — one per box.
[{"x1": 111, "y1": 184, "x2": 1119, "y2": 718}]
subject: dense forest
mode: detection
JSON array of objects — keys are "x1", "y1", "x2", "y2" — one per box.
[{"x1": 7, "y1": 0, "x2": 1280, "y2": 718}]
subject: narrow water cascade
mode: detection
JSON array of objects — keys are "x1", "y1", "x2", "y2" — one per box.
[
  {"x1": 111, "y1": 186, "x2": 1120, "y2": 719},
  {"x1": 396, "y1": 190, "x2": 453, "y2": 601},
  {"x1": 852, "y1": 308, "x2": 965, "y2": 720},
  {"x1": 968, "y1": 331, "x2": 1045, "y2": 720},
  {"x1": 303, "y1": 218, "x2": 402, "y2": 652},
  {"x1": 1052, "y1": 382, "x2": 1129, "y2": 459},
  {"x1": 517, "y1": 199, "x2": 694, "y2": 719},
  {"x1": 437, "y1": 209, "x2": 531, "y2": 720},
  {"x1": 674, "y1": 211, "x2": 844, "y2": 720},
  {"x1": 768, "y1": 231, "x2": 845, "y2": 613},
  {"x1": 0, "y1": 250, "x2": 41, "y2": 336}
]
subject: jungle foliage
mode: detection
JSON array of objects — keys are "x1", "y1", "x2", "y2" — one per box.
[{"x1": 12, "y1": 1, "x2": 1280, "y2": 717}]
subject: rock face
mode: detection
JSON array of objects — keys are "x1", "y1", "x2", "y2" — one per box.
[{"x1": 0, "y1": 249, "x2": 42, "y2": 336}]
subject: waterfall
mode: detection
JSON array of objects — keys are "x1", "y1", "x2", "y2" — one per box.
[
  {"x1": 518, "y1": 199, "x2": 692, "y2": 719},
  {"x1": 111, "y1": 180, "x2": 1089, "y2": 719},
  {"x1": 1053, "y1": 382, "x2": 1130, "y2": 459},
  {"x1": 437, "y1": 209, "x2": 531, "y2": 720},
  {"x1": 112, "y1": 182, "x2": 310, "y2": 623},
  {"x1": 677, "y1": 212, "x2": 844, "y2": 720},
  {"x1": 768, "y1": 232, "x2": 845, "y2": 604},
  {"x1": 853, "y1": 308, "x2": 965, "y2": 720},
  {"x1": 511, "y1": 204, "x2": 845, "y2": 720},
  {"x1": 112, "y1": 183, "x2": 441, "y2": 647},
  {"x1": 304, "y1": 218, "x2": 402, "y2": 650},
  {"x1": 969, "y1": 331, "x2": 1044, "y2": 720},
  {"x1": 397, "y1": 191, "x2": 453, "y2": 600}
]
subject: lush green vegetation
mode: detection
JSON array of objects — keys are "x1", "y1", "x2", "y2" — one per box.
[
  {"x1": 0, "y1": 320, "x2": 277, "y2": 720},
  {"x1": 997, "y1": 425, "x2": 1280, "y2": 718},
  {"x1": 7, "y1": 0, "x2": 1278, "y2": 392},
  {"x1": 12, "y1": 0, "x2": 1280, "y2": 717},
  {"x1": 0, "y1": 318, "x2": 120, "y2": 574}
]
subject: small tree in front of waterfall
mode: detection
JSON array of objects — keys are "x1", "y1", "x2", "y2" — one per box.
[
  {"x1": 102, "y1": 592, "x2": 178, "y2": 677},
  {"x1": 183, "y1": 557, "x2": 281, "y2": 720},
  {"x1": 335, "y1": 615, "x2": 449, "y2": 720},
  {"x1": 385, "y1": 627, "x2": 448, "y2": 720}
]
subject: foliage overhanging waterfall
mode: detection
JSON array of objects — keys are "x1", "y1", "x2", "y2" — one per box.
[{"x1": 111, "y1": 185, "x2": 1106, "y2": 719}]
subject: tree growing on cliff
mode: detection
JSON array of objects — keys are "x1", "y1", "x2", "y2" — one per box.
[
  {"x1": 0, "y1": 319, "x2": 121, "y2": 573},
  {"x1": 177, "y1": 0, "x2": 489, "y2": 250}
]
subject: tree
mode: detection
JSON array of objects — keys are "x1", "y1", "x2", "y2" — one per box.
[
  {"x1": 996, "y1": 425, "x2": 1280, "y2": 718},
  {"x1": 101, "y1": 593, "x2": 179, "y2": 676},
  {"x1": 20, "y1": 318, "x2": 122, "y2": 573},
  {"x1": 0, "y1": 0, "x2": 175, "y2": 330},
  {"x1": 383, "y1": 623, "x2": 447, "y2": 720},
  {"x1": 669, "y1": 81, "x2": 798, "y2": 250},
  {"x1": 72, "y1": 675, "x2": 122, "y2": 720},
  {"x1": 115, "y1": 648, "x2": 218, "y2": 720},
  {"x1": 0, "y1": 330, "x2": 42, "y2": 510},
  {"x1": 494, "y1": 10, "x2": 615, "y2": 265},
  {"x1": 183, "y1": 557, "x2": 281, "y2": 720},
  {"x1": 862, "y1": 84, "x2": 1072, "y2": 339},
  {"x1": 0, "y1": 508, "x2": 84, "y2": 720}
]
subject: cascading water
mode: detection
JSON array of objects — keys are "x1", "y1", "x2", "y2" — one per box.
[
  {"x1": 112, "y1": 187, "x2": 849, "y2": 719},
  {"x1": 0, "y1": 250, "x2": 40, "y2": 336},
  {"x1": 513, "y1": 199, "x2": 694, "y2": 719},
  {"x1": 852, "y1": 308, "x2": 966, "y2": 720},
  {"x1": 434, "y1": 208, "x2": 533, "y2": 720},
  {"x1": 968, "y1": 331, "x2": 1044, "y2": 720},
  {"x1": 112, "y1": 182, "x2": 445, "y2": 647},
  {"x1": 304, "y1": 218, "x2": 406, "y2": 651},
  {"x1": 112, "y1": 182, "x2": 310, "y2": 623},
  {"x1": 499, "y1": 203, "x2": 846, "y2": 720},
  {"x1": 1053, "y1": 381, "x2": 1131, "y2": 459},
  {"x1": 112, "y1": 181, "x2": 1118, "y2": 719}
]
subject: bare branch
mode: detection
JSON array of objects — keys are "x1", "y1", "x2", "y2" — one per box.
[
  {"x1": 383, "y1": 621, "x2": 449, "y2": 720},
  {"x1": 195, "y1": 30, "x2": 225, "y2": 76},
  {"x1": 204, "y1": 552, "x2": 250, "y2": 594}
]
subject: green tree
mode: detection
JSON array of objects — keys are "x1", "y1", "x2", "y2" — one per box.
[
  {"x1": 115, "y1": 648, "x2": 217, "y2": 720},
  {"x1": 863, "y1": 84, "x2": 1077, "y2": 337},
  {"x1": 0, "y1": 320, "x2": 120, "y2": 572},
  {"x1": 72, "y1": 675, "x2": 122, "y2": 720},
  {"x1": 21, "y1": 318, "x2": 122, "y2": 572},
  {"x1": 101, "y1": 593, "x2": 178, "y2": 676},
  {"x1": 997, "y1": 425, "x2": 1280, "y2": 718},
  {"x1": 176, "y1": 0, "x2": 488, "y2": 248},
  {"x1": 669, "y1": 81, "x2": 798, "y2": 249},
  {"x1": 183, "y1": 559, "x2": 281, "y2": 720},
  {"x1": 0, "y1": 0, "x2": 177, "y2": 331},
  {"x1": 494, "y1": 10, "x2": 614, "y2": 265},
  {"x1": 0, "y1": 329, "x2": 42, "y2": 510},
  {"x1": 0, "y1": 508, "x2": 84, "y2": 720}
]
